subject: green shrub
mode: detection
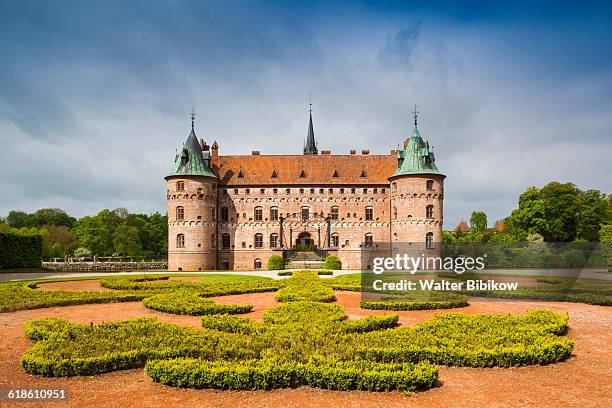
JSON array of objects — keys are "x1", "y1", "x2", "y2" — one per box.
[
  {"x1": 0, "y1": 230, "x2": 43, "y2": 269},
  {"x1": 267, "y1": 255, "x2": 285, "y2": 270},
  {"x1": 361, "y1": 299, "x2": 468, "y2": 311},
  {"x1": 263, "y1": 301, "x2": 345, "y2": 325},
  {"x1": 201, "y1": 314, "x2": 261, "y2": 335},
  {"x1": 278, "y1": 270, "x2": 333, "y2": 276},
  {"x1": 277, "y1": 271, "x2": 293, "y2": 276},
  {"x1": 342, "y1": 314, "x2": 399, "y2": 333},
  {"x1": 275, "y1": 271, "x2": 336, "y2": 302},
  {"x1": 348, "y1": 310, "x2": 573, "y2": 367},
  {"x1": 143, "y1": 290, "x2": 253, "y2": 316},
  {"x1": 323, "y1": 256, "x2": 342, "y2": 270},
  {"x1": 145, "y1": 357, "x2": 438, "y2": 392},
  {"x1": 20, "y1": 317, "x2": 254, "y2": 377}
]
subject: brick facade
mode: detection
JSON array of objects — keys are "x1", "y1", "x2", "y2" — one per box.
[{"x1": 166, "y1": 115, "x2": 444, "y2": 271}]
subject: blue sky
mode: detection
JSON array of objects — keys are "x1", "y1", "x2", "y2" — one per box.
[{"x1": 0, "y1": 0, "x2": 610, "y2": 227}]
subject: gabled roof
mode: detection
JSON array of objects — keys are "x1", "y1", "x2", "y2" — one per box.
[
  {"x1": 167, "y1": 127, "x2": 216, "y2": 179},
  {"x1": 213, "y1": 154, "x2": 397, "y2": 185},
  {"x1": 393, "y1": 127, "x2": 444, "y2": 177}
]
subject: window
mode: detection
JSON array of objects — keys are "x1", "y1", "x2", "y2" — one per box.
[
  {"x1": 260, "y1": 188, "x2": 265, "y2": 194},
  {"x1": 391, "y1": 182, "x2": 397, "y2": 191},
  {"x1": 426, "y1": 232, "x2": 434, "y2": 249},
  {"x1": 254, "y1": 258, "x2": 262, "y2": 269},
  {"x1": 176, "y1": 206, "x2": 184, "y2": 220},
  {"x1": 426, "y1": 205, "x2": 434, "y2": 218},
  {"x1": 254, "y1": 207, "x2": 263, "y2": 221},
  {"x1": 176, "y1": 181, "x2": 184, "y2": 191},
  {"x1": 211, "y1": 234, "x2": 216, "y2": 248},
  {"x1": 222, "y1": 233, "x2": 230, "y2": 249},
  {"x1": 211, "y1": 208, "x2": 215, "y2": 220},
  {"x1": 245, "y1": 188, "x2": 250, "y2": 194},
  {"x1": 331, "y1": 233, "x2": 339, "y2": 248},
  {"x1": 197, "y1": 187, "x2": 203, "y2": 195},
  {"x1": 310, "y1": 188, "x2": 315, "y2": 194},
  {"x1": 365, "y1": 207, "x2": 374, "y2": 221},
  {"x1": 254, "y1": 233, "x2": 263, "y2": 248},
  {"x1": 301, "y1": 207, "x2": 310, "y2": 220},
  {"x1": 340, "y1": 188, "x2": 344, "y2": 194},
  {"x1": 330, "y1": 206, "x2": 339, "y2": 220},
  {"x1": 286, "y1": 188, "x2": 291, "y2": 194},
  {"x1": 351, "y1": 188, "x2": 356, "y2": 194},
  {"x1": 270, "y1": 207, "x2": 279, "y2": 221},
  {"x1": 393, "y1": 206, "x2": 397, "y2": 220},
  {"x1": 299, "y1": 188, "x2": 304, "y2": 194},
  {"x1": 221, "y1": 206, "x2": 229, "y2": 221},
  {"x1": 363, "y1": 188, "x2": 368, "y2": 194},
  {"x1": 176, "y1": 234, "x2": 185, "y2": 248},
  {"x1": 319, "y1": 188, "x2": 324, "y2": 194},
  {"x1": 426, "y1": 180, "x2": 434, "y2": 190},
  {"x1": 273, "y1": 188, "x2": 278, "y2": 194},
  {"x1": 270, "y1": 233, "x2": 278, "y2": 248},
  {"x1": 364, "y1": 233, "x2": 373, "y2": 248}
]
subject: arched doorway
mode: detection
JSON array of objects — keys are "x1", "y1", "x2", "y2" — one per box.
[{"x1": 296, "y1": 231, "x2": 313, "y2": 246}]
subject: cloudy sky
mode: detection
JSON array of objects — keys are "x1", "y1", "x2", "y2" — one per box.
[{"x1": 1, "y1": 0, "x2": 610, "y2": 227}]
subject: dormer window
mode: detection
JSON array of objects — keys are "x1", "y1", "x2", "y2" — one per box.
[
  {"x1": 332, "y1": 170, "x2": 339, "y2": 178},
  {"x1": 360, "y1": 169, "x2": 367, "y2": 178},
  {"x1": 271, "y1": 170, "x2": 278, "y2": 178},
  {"x1": 237, "y1": 170, "x2": 244, "y2": 178},
  {"x1": 299, "y1": 169, "x2": 306, "y2": 178}
]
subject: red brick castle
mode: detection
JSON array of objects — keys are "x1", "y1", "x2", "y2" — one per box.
[{"x1": 166, "y1": 106, "x2": 444, "y2": 271}]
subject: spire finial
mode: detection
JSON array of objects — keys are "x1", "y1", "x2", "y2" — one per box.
[
  {"x1": 308, "y1": 93, "x2": 313, "y2": 113},
  {"x1": 412, "y1": 104, "x2": 419, "y2": 127},
  {"x1": 190, "y1": 105, "x2": 196, "y2": 130}
]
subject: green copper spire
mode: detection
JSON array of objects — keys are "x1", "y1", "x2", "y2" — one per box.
[
  {"x1": 393, "y1": 107, "x2": 443, "y2": 177},
  {"x1": 166, "y1": 110, "x2": 217, "y2": 179},
  {"x1": 304, "y1": 95, "x2": 318, "y2": 155}
]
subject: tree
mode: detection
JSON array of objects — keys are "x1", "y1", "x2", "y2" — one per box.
[
  {"x1": 6, "y1": 211, "x2": 33, "y2": 228},
  {"x1": 73, "y1": 216, "x2": 112, "y2": 255},
  {"x1": 32, "y1": 208, "x2": 76, "y2": 228},
  {"x1": 113, "y1": 222, "x2": 142, "y2": 256},
  {"x1": 576, "y1": 190, "x2": 608, "y2": 241},
  {"x1": 469, "y1": 211, "x2": 487, "y2": 233}
]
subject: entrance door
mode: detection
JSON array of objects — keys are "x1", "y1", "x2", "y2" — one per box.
[{"x1": 296, "y1": 231, "x2": 312, "y2": 246}]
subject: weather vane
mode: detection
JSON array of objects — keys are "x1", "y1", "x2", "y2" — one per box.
[
  {"x1": 191, "y1": 105, "x2": 196, "y2": 129},
  {"x1": 412, "y1": 104, "x2": 419, "y2": 127},
  {"x1": 309, "y1": 93, "x2": 313, "y2": 113}
]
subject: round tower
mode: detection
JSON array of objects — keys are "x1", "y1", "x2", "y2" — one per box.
[
  {"x1": 389, "y1": 113, "x2": 445, "y2": 254},
  {"x1": 165, "y1": 113, "x2": 218, "y2": 271}
]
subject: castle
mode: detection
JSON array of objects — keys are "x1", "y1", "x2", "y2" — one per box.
[{"x1": 166, "y1": 106, "x2": 444, "y2": 271}]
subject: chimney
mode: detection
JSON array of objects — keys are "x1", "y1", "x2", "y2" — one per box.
[
  {"x1": 251, "y1": 150, "x2": 260, "y2": 155},
  {"x1": 350, "y1": 149, "x2": 356, "y2": 155},
  {"x1": 211, "y1": 141, "x2": 219, "y2": 160},
  {"x1": 361, "y1": 150, "x2": 369, "y2": 155},
  {"x1": 321, "y1": 150, "x2": 331, "y2": 155}
]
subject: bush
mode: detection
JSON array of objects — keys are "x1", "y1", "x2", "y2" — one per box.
[
  {"x1": 201, "y1": 314, "x2": 261, "y2": 335},
  {"x1": 274, "y1": 271, "x2": 336, "y2": 302},
  {"x1": 342, "y1": 314, "x2": 399, "y2": 333},
  {"x1": 349, "y1": 310, "x2": 574, "y2": 367},
  {"x1": 21, "y1": 317, "x2": 254, "y2": 377},
  {"x1": 145, "y1": 357, "x2": 438, "y2": 392},
  {"x1": 361, "y1": 299, "x2": 468, "y2": 311},
  {"x1": 267, "y1": 255, "x2": 285, "y2": 270},
  {"x1": 0, "y1": 230, "x2": 43, "y2": 269},
  {"x1": 323, "y1": 256, "x2": 342, "y2": 270},
  {"x1": 143, "y1": 290, "x2": 253, "y2": 316},
  {"x1": 277, "y1": 270, "x2": 333, "y2": 277}
]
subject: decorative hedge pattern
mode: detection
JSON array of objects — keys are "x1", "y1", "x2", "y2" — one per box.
[
  {"x1": 145, "y1": 357, "x2": 438, "y2": 392},
  {"x1": 0, "y1": 230, "x2": 43, "y2": 269},
  {"x1": 18, "y1": 273, "x2": 576, "y2": 392},
  {"x1": 143, "y1": 290, "x2": 252, "y2": 315},
  {"x1": 275, "y1": 271, "x2": 336, "y2": 302}
]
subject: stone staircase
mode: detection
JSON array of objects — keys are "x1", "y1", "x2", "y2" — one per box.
[{"x1": 286, "y1": 251, "x2": 324, "y2": 269}]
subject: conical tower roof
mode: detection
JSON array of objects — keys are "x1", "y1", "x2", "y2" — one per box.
[
  {"x1": 166, "y1": 122, "x2": 216, "y2": 179},
  {"x1": 393, "y1": 126, "x2": 443, "y2": 177}
]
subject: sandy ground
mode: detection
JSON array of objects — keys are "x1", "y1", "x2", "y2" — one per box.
[{"x1": 0, "y1": 281, "x2": 611, "y2": 408}]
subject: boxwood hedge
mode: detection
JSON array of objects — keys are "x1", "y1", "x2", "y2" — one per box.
[
  {"x1": 275, "y1": 271, "x2": 336, "y2": 302},
  {"x1": 143, "y1": 290, "x2": 253, "y2": 316}
]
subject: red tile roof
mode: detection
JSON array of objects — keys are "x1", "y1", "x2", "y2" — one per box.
[{"x1": 213, "y1": 154, "x2": 397, "y2": 185}]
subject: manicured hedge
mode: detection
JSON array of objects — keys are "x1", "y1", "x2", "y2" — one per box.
[
  {"x1": 143, "y1": 290, "x2": 253, "y2": 316},
  {"x1": 277, "y1": 270, "x2": 333, "y2": 276},
  {"x1": 275, "y1": 271, "x2": 336, "y2": 302},
  {"x1": 21, "y1": 317, "x2": 254, "y2": 377},
  {"x1": 267, "y1": 255, "x2": 285, "y2": 270},
  {"x1": 323, "y1": 256, "x2": 342, "y2": 270},
  {"x1": 342, "y1": 314, "x2": 399, "y2": 333},
  {"x1": 0, "y1": 281, "x2": 149, "y2": 313},
  {"x1": 348, "y1": 310, "x2": 574, "y2": 367},
  {"x1": 145, "y1": 357, "x2": 439, "y2": 392},
  {"x1": 360, "y1": 299, "x2": 468, "y2": 311},
  {"x1": 0, "y1": 230, "x2": 43, "y2": 269},
  {"x1": 201, "y1": 314, "x2": 261, "y2": 335}
]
